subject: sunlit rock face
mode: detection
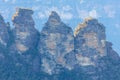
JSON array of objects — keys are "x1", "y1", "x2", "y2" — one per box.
[
  {"x1": 38, "y1": 11, "x2": 75, "y2": 74},
  {"x1": 74, "y1": 18, "x2": 106, "y2": 67},
  {"x1": 10, "y1": 8, "x2": 39, "y2": 54},
  {"x1": 73, "y1": 18, "x2": 120, "y2": 80},
  {"x1": 0, "y1": 9, "x2": 119, "y2": 80},
  {"x1": 8, "y1": 8, "x2": 40, "y2": 71}
]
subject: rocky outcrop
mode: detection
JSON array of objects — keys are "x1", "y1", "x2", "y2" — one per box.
[
  {"x1": 104, "y1": 41, "x2": 120, "y2": 80},
  {"x1": 0, "y1": 15, "x2": 10, "y2": 50},
  {"x1": 74, "y1": 18, "x2": 106, "y2": 66},
  {"x1": 106, "y1": 41, "x2": 120, "y2": 61},
  {"x1": 74, "y1": 18, "x2": 120, "y2": 80},
  {"x1": 0, "y1": 14, "x2": 11, "y2": 63},
  {"x1": 38, "y1": 11, "x2": 75, "y2": 74},
  {"x1": 8, "y1": 8, "x2": 40, "y2": 73},
  {"x1": 0, "y1": 8, "x2": 119, "y2": 80},
  {"x1": 10, "y1": 8, "x2": 40, "y2": 54}
]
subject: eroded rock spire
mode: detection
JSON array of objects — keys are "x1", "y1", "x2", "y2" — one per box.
[
  {"x1": 10, "y1": 8, "x2": 39, "y2": 54},
  {"x1": 39, "y1": 11, "x2": 75, "y2": 74}
]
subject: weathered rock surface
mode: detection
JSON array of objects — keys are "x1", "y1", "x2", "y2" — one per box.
[
  {"x1": 0, "y1": 14, "x2": 11, "y2": 64},
  {"x1": 74, "y1": 18, "x2": 120, "y2": 80},
  {"x1": 8, "y1": 8, "x2": 40, "y2": 73},
  {"x1": 10, "y1": 8, "x2": 40, "y2": 54},
  {"x1": 0, "y1": 15, "x2": 10, "y2": 51},
  {"x1": 38, "y1": 11, "x2": 75, "y2": 74},
  {"x1": 74, "y1": 18, "x2": 106, "y2": 66},
  {"x1": 0, "y1": 9, "x2": 119, "y2": 80}
]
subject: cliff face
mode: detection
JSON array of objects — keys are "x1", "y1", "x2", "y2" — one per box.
[
  {"x1": 10, "y1": 8, "x2": 39, "y2": 54},
  {"x1": 0, "y1": 8, "x2": 120, "y2": 80},
  {"x1": 73, "y1": 18, "x2": 120, "y2": 80},
  {"x1": 38, "y1": 11, "x2": 75, "y2": 74},
  {"x1": 8, "y1": 8, "x2": 40, "y2": 73},
  {"x1": 0, "y1": 14, "x2": 11, "y2": 64},
  {"x1": 74, "y1": 18, "x2": 106, "y2": 66},
  {"x1": 0, "y1": 15, "x2": 10, "y2": 51}
]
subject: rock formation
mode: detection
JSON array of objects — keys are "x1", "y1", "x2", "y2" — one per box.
[
  {"x1": 9, "y1": 8, "x2": 40, "y2": 73},
  {"x1": 38, "y1": 11, "x2": 75, "y2": 74},
  {"x1": 74, "y1": 18, "x2": 106, "y2": 66},
  {"x1": 74, "y1": 18, "x2": 120, "y2": 80},
  {"x1": 0, "y1": 8, "x2": 119, "y2": 80},
  {"x1": 10, "y1": 8, "x2": 39, "y2": 54},
  {"x1": 0, "y1": 15, "x2": 10, "y2": 51},
  {"x1": 0, "y1": 14, "x2": 11, "y2": 63}
]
